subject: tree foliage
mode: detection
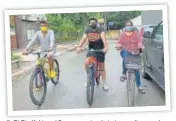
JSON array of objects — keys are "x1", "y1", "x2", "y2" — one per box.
[
  {"x1": 45, "y1": 11, "x2": 141, "y2": 40},
  {"x1": 107, "y1": 11, "x2": 141, "y2": 29}
]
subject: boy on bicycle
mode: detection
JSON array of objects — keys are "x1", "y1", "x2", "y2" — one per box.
[
  {"x1": 76, "y1": 17, "x2": 109, "y2": 91},
  {"x1": 116, "y1": 20, "x2": 145, "y2": 93},
  {"x1": 23, "y1": 20, "x2": 56, "y2": 78}
]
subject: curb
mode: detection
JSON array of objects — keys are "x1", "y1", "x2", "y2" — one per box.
[{"x1": 12, "y1": 45, "x2": 79, "y2": 81}]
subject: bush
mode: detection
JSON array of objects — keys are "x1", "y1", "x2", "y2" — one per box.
[{"x1": 11, "y1": 52, "x2": 21, "y2": 61}]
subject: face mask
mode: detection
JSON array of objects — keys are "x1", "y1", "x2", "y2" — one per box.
[
  {"x1": 90, "y1": 23, "x2": 97, "y2": 29},
  {"x1": 40, "y1": 26, "x2": 48, "y2": 32},
  {"x1": 125, "y1": 26, "x2": 134, "y2": 32}
]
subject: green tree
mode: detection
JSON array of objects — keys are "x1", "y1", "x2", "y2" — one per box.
[{"x1": 107, "y1": 11, "x2": 141, "y2": 29}]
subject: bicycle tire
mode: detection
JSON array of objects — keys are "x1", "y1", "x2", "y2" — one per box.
[
  {"x1": 51, "y1": 59, "x2": 60, "y2": 85},
  {"x1": 29, "y1": 67, "x2": 47, "y2": 106},
  {"x1": 96, "y1": 66, "x2": 100, "y2": 86},
  {"x1": 86, "y1": 64, "x2": 95, "y2": 106},
  {"x1": 126, "y1": 71, "x2": 135, "y2": 107}
]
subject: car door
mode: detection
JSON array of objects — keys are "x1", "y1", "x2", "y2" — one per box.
[{"x1": 146, "y1": 22, "x2": 164, "y2": 90}]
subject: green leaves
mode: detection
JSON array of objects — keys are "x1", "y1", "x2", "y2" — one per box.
[
  {"x1": 107, "y1": 11, "x2": 141, "y2": 29},
  {"x1": 45, "y1": 12, "x2": 104, "y2": 36},
  {"x1": 45, "y1": 11, "x2": 141, "y2": 40}
]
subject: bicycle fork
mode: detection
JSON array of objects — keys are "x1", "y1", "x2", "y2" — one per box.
[{"x1": 35, "y1": 67, "x2": 45, "y2": 89}]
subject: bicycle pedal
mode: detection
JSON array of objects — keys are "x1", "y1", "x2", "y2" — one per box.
[{"x1": 46, "y1": 78, "x2": 49, "y2": 82}]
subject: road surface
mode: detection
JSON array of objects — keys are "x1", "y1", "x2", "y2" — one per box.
[{"x1": 12, "y1": 40, "x2": 165, "y2": 111}]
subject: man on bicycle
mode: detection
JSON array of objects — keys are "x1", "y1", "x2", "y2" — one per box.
[
  {"x1": 23, "y1": 20, "x2": 56, "y2": 78},
  {"x1": 76, "y1": 17, "x2": 109, "y2": 91},
  {"x1": 116, "y1": 20, "x2": 145, "y2": 93}
]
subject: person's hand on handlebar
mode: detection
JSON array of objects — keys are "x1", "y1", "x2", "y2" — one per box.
[
  {"x1": 76, "y1": 46, "x2": 82, "y2": 54},
  {"x1": 102, "y1": 47, "x2": 108, "y2": 53},
  {"x1": 115, "y1": 43, "x2": 122, "y2": 50},
  {"x1": 22, "y1": 49, "x2": 29, "y2": 55}
]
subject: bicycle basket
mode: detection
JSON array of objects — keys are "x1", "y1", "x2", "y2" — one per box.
[{"x1": 124, "y1": 55, "x2": 141, "y2": 70}]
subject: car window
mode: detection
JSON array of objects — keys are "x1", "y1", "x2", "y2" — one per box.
[{"x1": 152, "y1": 23, "x2": 163, "y2": 42}]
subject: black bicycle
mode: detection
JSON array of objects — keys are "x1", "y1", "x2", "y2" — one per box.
[{"x1": 23, "y1": 49, "x2": 60, "y2": 106}]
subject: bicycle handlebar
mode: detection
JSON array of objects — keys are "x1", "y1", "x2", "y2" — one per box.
[
  {"x1": 116, "y1": 45, "x2": 143, "y2": 55},
  {"x1": 88, "y1": 49, "x2": 103, "y2": 52},
  {"x1": 23, "y1": 49, "x2": 52, "y2": 55}
]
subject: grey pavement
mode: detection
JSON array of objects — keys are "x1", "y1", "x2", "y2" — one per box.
[{"x1": 12, "y1": 40, "x2": 165, "y2": 111}]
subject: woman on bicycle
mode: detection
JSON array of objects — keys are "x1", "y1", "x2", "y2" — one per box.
[{"x1": 116, "y1": 20, "x2": 145, "y2": 93}]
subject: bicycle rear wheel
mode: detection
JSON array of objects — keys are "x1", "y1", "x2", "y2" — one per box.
[
  {"x1": 29, "y1": 67, "x2": 47, "y2": 106},
  {"x1": 126, "y1": 71, "x2": 135, "y2": 107},
  {"x1": 86, "y1": 64, "x2": 95, "y2": 106},
  {"x1": 51, "y1": 59, "x2": 60, "y2": 85}
]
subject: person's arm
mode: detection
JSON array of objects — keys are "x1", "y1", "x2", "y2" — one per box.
[
  {"x1": 101, "y1": 32, "x2": 108, "y2": 49},
  {"x1": 25, "y1": 32, "x2": 38, "y2": 51},
  {"x1": 136, "y1": 32, "x2": 144, "y2": 49},
  {"x1": 116, "y1": 32, "x2": 123, "y2": 49},
  {"x1": 78, "y1": 28, "x2": 88, "y2": 47},
  {"x1": 139, "y1": 27, "x2": 144, "y2": 37},
  {"x1": 78, "y1": 34, "x2": 88, "y2": 47},
  {"x1": 49, "y1": 30, "x2": 55, "y2": 50},
  {"x1": 100, "y1": 28, "x2": 108, "y2": 52}
]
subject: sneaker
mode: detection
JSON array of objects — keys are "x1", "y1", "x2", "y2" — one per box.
[
  {"x1": 47, "y1": 70, "x2": 56, "y2": 78},
  {"x1": 50, "y1": 70, "x2": 56, "y2": 78},
  {"x1": 138, "y1": 86, "x2": 145, "y2": 94},
  {"x1": 103, "y1": 82, "x2": 109, "y2": 91},
  {"x1": 120, "y1": 75, "x2": 126, "y2": 82}
]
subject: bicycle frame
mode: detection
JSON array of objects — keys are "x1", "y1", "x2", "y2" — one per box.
[
  {"x1": 36, "y1": 54, "x2": 52, "y2": 76},
  {"x1": 87, "y1": 56, "x2": 101, "y2": 82},
  {"x1": 124, "y1": 53, "x2": 141, "y2": 107}
]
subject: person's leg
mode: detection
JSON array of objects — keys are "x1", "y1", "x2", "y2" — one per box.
[
  {"x1": 135, "y1": 70, "x2": 141, "y2": 87},
  {"x1": 47, "y1": 54, "x2": 53, "y2": 69},
  {"x1": 84, "y1": 52, "x2": 92, "y2": 87},
  {"x1": 135, "y1": 70, "x2": 145, "y2": 93},
  {"x1": 97, "y1": 53, "x2": 109, "y2": 91},
  {"x1": 47, "y1": 49, "x2": 56, "y2": 78},
  {"x1": 47, "y1": 54, "x2": 56, "y2": 78},
  {"x1": 120, "y1": 50, "x2": 127, "y2": 82},
  {"x1": 84, "y1": 58, "x2": 90, "y2": 73},
  {"x1": 120, "y1": 50, "x2": 126, "y2": 74},
  {"x1": 99, "y1": 62, "x2": 108, "y2": 91}
]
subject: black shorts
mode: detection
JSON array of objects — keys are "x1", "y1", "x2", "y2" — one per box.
[{"x1": 86, "y1": 51, "x2": 105, "y2": 63}]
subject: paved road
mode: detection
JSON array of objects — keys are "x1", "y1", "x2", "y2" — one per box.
[{"x1": 12, "y1": 40, "x2": 165, "y2": 111}]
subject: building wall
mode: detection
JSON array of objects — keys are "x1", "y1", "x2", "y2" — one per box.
[
  {"x1": 10, "y1": 31, "x2": 17, "y2": 49},
  {"x1": 131, "y1": 15, "x2": 142, "y2": 26},
  {"x1": 14, "y1": 16, "x2": 40, "y2": 49},
  {"x1": 141, "y1": 10, "x2": 162, "y2": 25},
  {"x1": 21, "y1": 14, "x2": 46, "y2": 21}
]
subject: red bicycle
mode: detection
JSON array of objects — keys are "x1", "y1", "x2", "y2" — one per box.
[{"x1": 86, "y1": 49, "x2": 103, "y2": 105}]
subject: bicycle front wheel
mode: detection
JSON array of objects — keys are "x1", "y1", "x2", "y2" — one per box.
[
  {"x1": 29, "y1": 67, "x2": 47, "y2": 106},
  {"x1": 126, "y1": 71, "x2": 135, "y2": 107},
  {"x1": 86, "y1": 64, "x2": 95, "y2": 106},
  {"x1": 51, "y1": 59, "x2": 60, "y2": 85}
]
